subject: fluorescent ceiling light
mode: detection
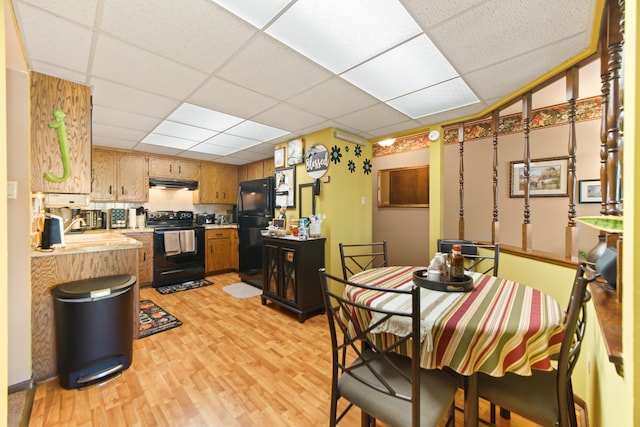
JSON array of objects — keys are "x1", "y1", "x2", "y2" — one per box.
[
  {"x1": 209, "y1": 0, "x2": 292, "y2": 28},
  {"x1": 265, "y1": 0, "x2": 422, "y2": 74},
  {"x1": 142, "y1": 102, "x2": 290, "y2": 155},
  {"x1": 341, "y1": 35, "x2": 459, "y2": 101},
  {"x1": 388, "y1": 77, "x2": 480, "y2": 119}
]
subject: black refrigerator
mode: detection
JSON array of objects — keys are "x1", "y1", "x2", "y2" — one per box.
[{"x1": 237, "y1": 176, "x2": 275, "y2": 288}]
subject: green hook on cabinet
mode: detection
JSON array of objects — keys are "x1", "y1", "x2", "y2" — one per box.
[{"x1": 44, "y1": 109, "x2": 71, "y2": 183}]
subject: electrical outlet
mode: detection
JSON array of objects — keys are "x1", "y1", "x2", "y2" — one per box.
[
  {"x1": 361, "y1": 196, "x2": 366, "y2": 206},
  {"x1": 586, "y1": 352, "x2": 591, "y2": 375}
]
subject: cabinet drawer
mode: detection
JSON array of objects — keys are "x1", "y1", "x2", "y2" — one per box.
[{"x1": 206, "y1": 229, "x2": 233, "y2": 239}]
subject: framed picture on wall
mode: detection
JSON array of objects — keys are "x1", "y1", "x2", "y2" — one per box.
[
  {"x1": 275, "y1": 166, "x2": 296, "y2": 208},
  {"x1": 509, "y1": 156, "x2": 569, "y2": 198},
  {"x1": 579, "y1": 179, "x2": 602, "y2": 203},
  {"x1": 274, "y1": 147, "x2": 285, "y2": 168},
  {"x1": 287, "y1": 138, "x2": 304, "y2": 166}
]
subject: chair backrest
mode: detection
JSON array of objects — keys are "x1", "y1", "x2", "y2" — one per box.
[
  {"x1": 318, "y1": 268, "x2": 422, "y2": 425},
  {"x1": 437, "y1": 239, "x2": 500, "y2": 276},
  {"x1": 339, "y1": 241, "x2": 389, "y2": 280},
  {"x1": 556, "y1": 261, "x2": 593, "y2": 427}
]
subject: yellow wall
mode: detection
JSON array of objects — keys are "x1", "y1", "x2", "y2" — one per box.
[{"x1": 276, "y1": 128, "x2": 372, "y2": 286}]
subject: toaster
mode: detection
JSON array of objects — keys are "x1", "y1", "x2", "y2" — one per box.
[{"x1": 196, "y1": 213, "x2": 216, "y2": 225}]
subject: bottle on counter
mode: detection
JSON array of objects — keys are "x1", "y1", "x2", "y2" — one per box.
[{"x1": 450, "y1": 244, "x2": 465, "y2": 281}]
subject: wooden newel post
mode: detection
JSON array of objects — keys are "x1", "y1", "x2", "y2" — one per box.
[
  {"x1": 458, "y1": 124, "x2": 465, "y2": 239},
  {"x1": 522, "y1": 93, "x2": 533, "y2": 252},
  {"x1": 491, "y1": 111, "x2": 500, "y2": 244},
  {"x1": 565, "y1": 67, "x2": 579, "y2": 261}
]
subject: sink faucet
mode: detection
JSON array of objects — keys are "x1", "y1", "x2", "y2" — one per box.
[{"x1": 64, "y1": 217, "x2": 86, "y2": 233}]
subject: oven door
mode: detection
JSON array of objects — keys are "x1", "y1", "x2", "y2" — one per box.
[{"x1": 152, "y1": 226, "x2": 205, "y2": 287}]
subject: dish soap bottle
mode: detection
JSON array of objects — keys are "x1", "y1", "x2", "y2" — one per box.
[{"x1": 450, "y1": 244, "x2": 465, "y2": 281}]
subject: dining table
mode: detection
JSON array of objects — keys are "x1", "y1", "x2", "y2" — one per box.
[{"x1": 345, "y1": 266, "x2": 566, "y2": 427}]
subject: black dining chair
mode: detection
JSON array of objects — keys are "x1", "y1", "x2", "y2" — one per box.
[
  {"x1": 477, "y1": 261, "x2": 594, "y2": 427},
  {"x1": 437, "y1": 239, "x2": 500, "y2": 276},
  {"x1": 318, "y1": 268, "x2": 458, "y2": 427},
  {"x1": 339, "y1": 241, "x2": 389, "y2": 280}
]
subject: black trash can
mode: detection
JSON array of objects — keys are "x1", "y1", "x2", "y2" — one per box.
[{"x1": 51, "y1": 274, "x2": 136, "y2": 389}]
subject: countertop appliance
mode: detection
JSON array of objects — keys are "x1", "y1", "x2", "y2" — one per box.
[
  {"x1": 146, "y1": 211, "x2": 205, "y2": 288},
  {"x1": 237, "y1": 177, "x2": 275, "y2": 288},
  {"x1": 195, "y1": 213, "x2": 215, "y2": 225}
]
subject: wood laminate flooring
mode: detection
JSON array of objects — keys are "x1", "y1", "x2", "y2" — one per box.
[{"x1": 28, "y1": 272, "x2": 544, "y2": 426}]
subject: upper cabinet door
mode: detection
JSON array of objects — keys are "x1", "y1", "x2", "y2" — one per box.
[
  {"x1": 31, "y1": 72, "x2": 92, "y2": 194},
  {"x1": 90, "y1": 149, "x2": 117, "y2": 201},
  {"x1": 148, "y1": 156, "x2": 199, "y2": 181}
]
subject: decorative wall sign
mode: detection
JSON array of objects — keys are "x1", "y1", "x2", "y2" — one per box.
[
  {"x1": 305, "y1": 144, "x2": 329, "y2": 179},
  {"x1": 287, "y1": 138, "x2": 304, "y2": 166},
  {"x1": 275, "y1": 166, "x2": 296, "y2": 208},
  {"x1": 579, "y1": 179, "x2": 602, "y2": 203},
  {"x1": 509, "y1": 156, "x2": 569, "y2": 197},
  {"x1": 274, "y1": 147, "x2": 285, "y2": 168},
  {"x1": 45, "y1": 109, "x2": 71, "y2": 183}
]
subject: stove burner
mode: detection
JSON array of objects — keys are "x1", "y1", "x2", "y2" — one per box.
[{"x1": 146, "y1": 211, "x2": 195, "y2": 227}]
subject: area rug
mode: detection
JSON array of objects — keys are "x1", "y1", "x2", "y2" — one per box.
[
  {"x1": 139, "y1": 300, "x2": 183, "y2": 338},
  {"x1": 155, "y1": 279, "x2": 213, "y2": 295},
  {"x1": 223, "y1": 282, "x2": 263, "y2": 299}
]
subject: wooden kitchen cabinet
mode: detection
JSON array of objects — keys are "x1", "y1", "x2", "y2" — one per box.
[
  {"x1": 31, "y1": 72, "x2": 92, "y2": 194},
  {"x1": 238, "y1": 159, "x2": 275, "y2": 182},
  {"x1": 206, "y1": 228, "x2": 236, "y2": 273},
  {"x1": 261, "y1": 236, "x2": 326, "y2": 322},
  {"x1": 91, "y1": 149, "x2": 148, "y2": 202},
  {"x1": 126, "y1": 232, "x2": 154, "y2": 287},
  {"x1": 148, "y1": 156, "x2": 199, "y2": 181},
  {"x1": 195, "y1": 162, "x2": 238, "y2": 204}
]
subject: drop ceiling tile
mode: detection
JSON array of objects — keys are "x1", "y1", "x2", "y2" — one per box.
[
  {"x1": 15, "y1": 0, "x2": 98, "y2": 27},
  {"x1": 229, "y1": 150, "x2": 271, "y2": 162},
  {"x1": 168, "y1": 103, "x2": 244, "y2": 131},
  {"x1": 245, "y1": 143, "x2": 279, "y2": 156},
  {"x1": 210, "y1": 0, "x2": 292, "y2": 29},
  {"x1": 334, "y1": 103, "x2": 410, "y2": 134},
  {"x1": 402, "y1": 0, "x2": 481, "y2": 28},
  {"x1": 176, "y1": 151, "x2": 221, "y2": 162},
  {"x1": 14, "y1": 4, "x2": 93, "y2": 72},
  {"x1": 92, "y1": 35, "x2": 208, "y2": 100},
  {"x1": 430, "y1": 0, "x2": 595, "y2": 75},
  {"x1": 90, "y1": 78, "x2": 180, "y2": 118},
  {"x1": 92, "y1": 106, "x2": 161, "y2": 132},
  {"x1": 100, "y1": 0, "x2": 257, "y2": 73},
  {"x1": 134, "y1": 143, "x2": 184, "y2": 156},
  {"x1": 368, "y1": 119, "x2": 427, "y2": 138},
  {"x1": 92, "y1": 136, "x2": 138, "y2": 151},
  {"x1": 251, "y1": 103, "x2": 325, "y2": 133},
  {"x1": 286, "y1": 77, "x2": 378, "y2": 119},
  {"x1": 189, "y1": 143, "x2": 239, "y2": 156},
  {"x1": 464, "y1": 34, "x2": 587, "y2": 101},
  {"x1": 29, "y1": 61, "x2": 89, "y2": 86},
  {"x1": 187, "y1": 77, "x2": 280, "y2": 119},
  {"x1": 92, "y1": 123, "x2": 148, "y2": 143},
  {"x1": 213, "y1": 155, "x2": 250, "y2": 165},
  {"x1": 217, "y1": 34, "x2": 332, "y2": 100}
]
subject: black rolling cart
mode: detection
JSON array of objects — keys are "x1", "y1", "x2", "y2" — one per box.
[{"x1": 51, "y1": 274, "x2": 136, "y2": 389}]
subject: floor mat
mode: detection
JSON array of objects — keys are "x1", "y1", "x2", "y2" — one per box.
[
  {"x1": 223, "y1": 282, "x2": 263, "y2": 299},
  {"x1": 139, "y1": 300, "x2": 182, "y2": 338},
  {"x1": 155, "y1": 279, "x2": 213, "y2": 295}
]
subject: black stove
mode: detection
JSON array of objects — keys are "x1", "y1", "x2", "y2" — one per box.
[
  {"x1": 146, "y1": 210, "x2": 205, "y2": 288},
  {"x1": 146, "y1": 210, "x2": 196, "y2": 228}
]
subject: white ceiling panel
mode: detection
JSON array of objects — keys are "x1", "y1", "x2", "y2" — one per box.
[
  {"x1": 100, "y1": 0, "x2": 257, "y2": 73},
  {"x1": 217, "y1": 34, "x2": 332, "y2": 100},
  {"x1": 11, "y1": 0, "x2": 600, "y2": 164},
  {"x1": 92, "y1": 35, "x2": 208, "y2": 99}
]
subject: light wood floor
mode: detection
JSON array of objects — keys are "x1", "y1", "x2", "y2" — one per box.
[{"x1": 28, "y1": 272, "x2": 542, "y2": 426}]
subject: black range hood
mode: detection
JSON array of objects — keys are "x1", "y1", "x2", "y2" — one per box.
[{"x1": 149, "y1": 178, "x2": 198, "y2": 191}]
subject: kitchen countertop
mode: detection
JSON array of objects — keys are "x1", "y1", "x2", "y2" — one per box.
[
  {"x1": 31, "y1": 230, "x2": 142, "y2": 257},
  {"x1": 203, "y1": 224, "x2": 237, "y2": 229}
]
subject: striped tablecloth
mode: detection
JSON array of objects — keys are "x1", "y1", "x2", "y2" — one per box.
[{"x1": 347, "y1": 266, "x2": 565, "y2": 377}]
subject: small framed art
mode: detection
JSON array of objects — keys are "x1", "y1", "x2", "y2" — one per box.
[
  {"x1": 579, "y1": 179, "x2": 602, "y2": 203},
  {"x1": 274, "y1": 147, "x2": 285, "y2": 168},
  {"x1": 509, "y1": 156, "x2": 569, "y2": 198}
]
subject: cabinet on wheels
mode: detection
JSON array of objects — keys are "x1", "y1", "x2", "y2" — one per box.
[{"x1": 261, "y1": 237, "x2": 325, "y2": 323}]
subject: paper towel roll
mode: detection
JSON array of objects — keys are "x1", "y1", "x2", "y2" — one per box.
[{"x1": 128, "y1": 208, "x2": 137, "y2": 228}]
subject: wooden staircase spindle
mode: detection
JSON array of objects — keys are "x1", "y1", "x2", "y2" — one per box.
[
  {"x1": 566, "y1": 67, "x2": 579, "y2": 261},
  {"x1": 491, "y1": 111, "x2": 500, "y2": 244},
  {"x1": 458, "y1": 124, "x2": 465, "y2": 239},
  {"x1": 522, "y1": 93, "x2": 533, "y2": 252}
]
